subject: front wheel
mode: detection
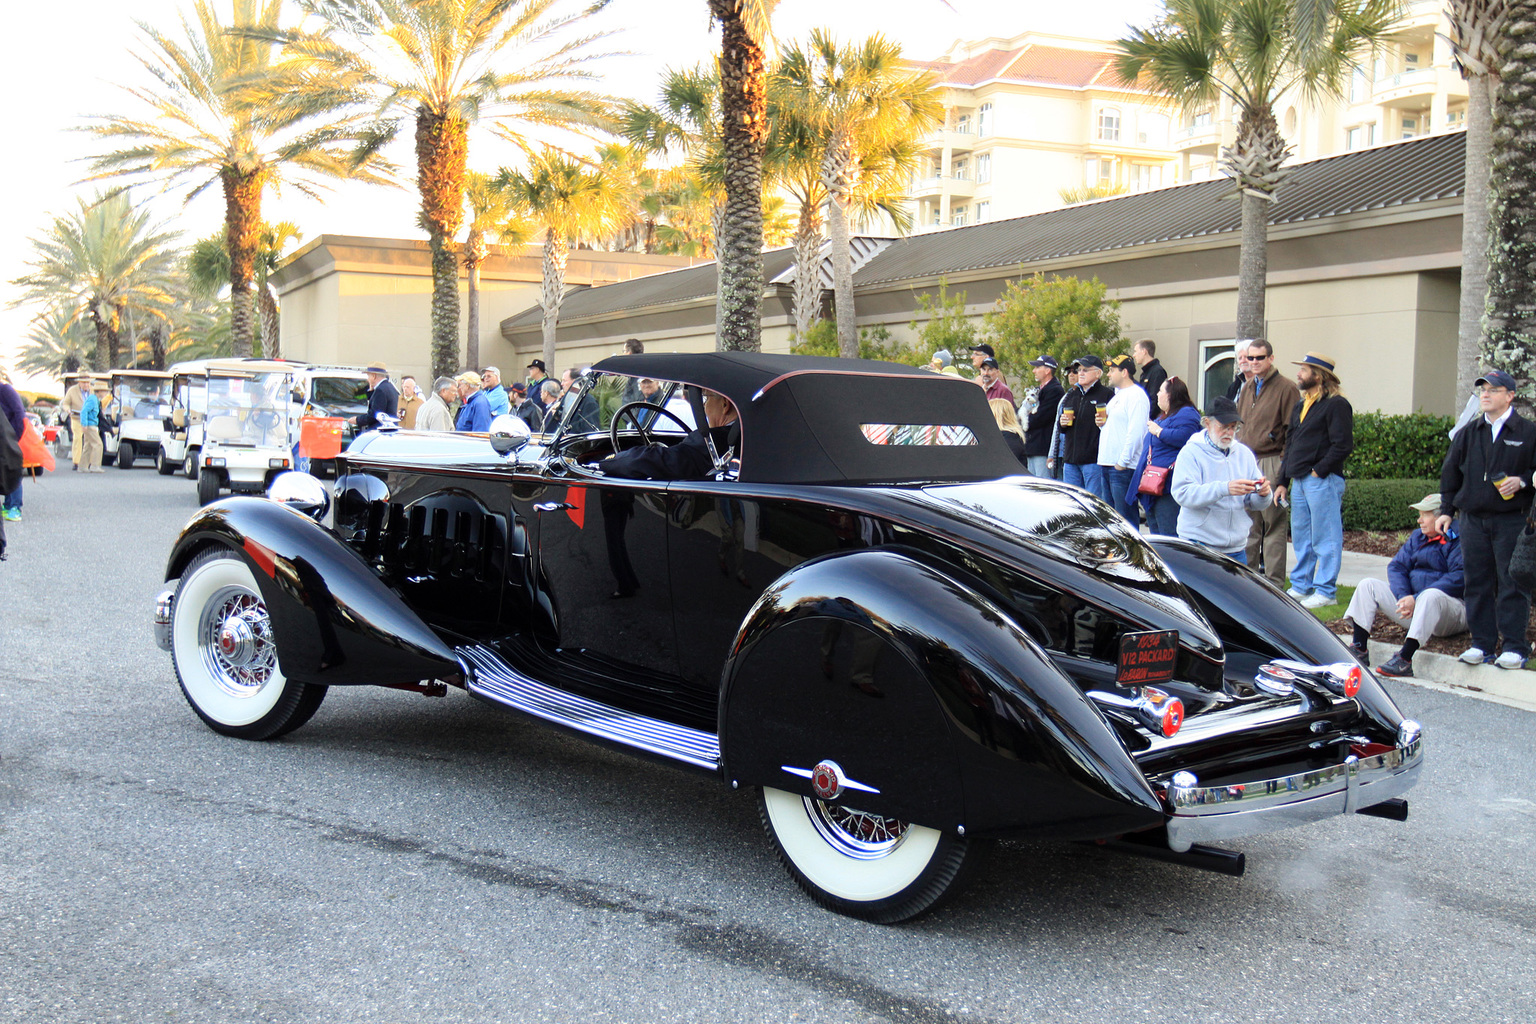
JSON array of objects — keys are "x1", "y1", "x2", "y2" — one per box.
[
  {"x1": 116, "y1": 441, "x2": 135, "y2": 469},
  {"x1": 169, "y1": 548, "x2": 327, "y2": 740},
  {"x1": 197, "y1": 469, "x2": 221, "y2": 505},
  {"x1": 758, "y1": 787, "x2": 984, "y2": 923},
  {"x1": 156, "y1": 446, "x2": 176, "y2": 475},
  {"x1": 184, "y1": 449, "x2": 199, "y2": 480}
]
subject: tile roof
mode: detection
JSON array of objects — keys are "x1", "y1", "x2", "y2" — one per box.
[
  {"x1": 854, "y1": 131, "x2": 1466, "y2": 287},
  {"x1": 913, "y1": 43, "x2": 1135, "y2": 90}
]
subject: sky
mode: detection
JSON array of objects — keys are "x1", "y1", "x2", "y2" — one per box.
[{"x1": 0, "y1": 0, "x2": 1163, "y2": 393}]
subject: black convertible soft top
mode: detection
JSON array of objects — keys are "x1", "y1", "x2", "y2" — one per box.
[{"x1": 590, "y1": 352, "x2": 1022, "y2": 486}]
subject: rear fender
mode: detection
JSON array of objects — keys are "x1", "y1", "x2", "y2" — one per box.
[
  {"x1": 720, "y1": 549, "x2": 1164, "y2": 838},
  {"x1": 166, "y1": 496, "x2": 459, "y2": 686}
]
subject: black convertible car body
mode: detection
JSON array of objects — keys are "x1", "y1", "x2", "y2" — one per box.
[{"x1": 154, "y1": 353, "x2": 1422, "y2": 921}]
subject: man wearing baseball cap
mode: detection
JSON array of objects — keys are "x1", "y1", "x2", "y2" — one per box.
[
  {"x1": 1056, "y1": 354, "x2": 1114, "y2": 499},
  {"x1": 1276, "y1": 352, "x2": 1353, "y2": 609},
  {"x1": 1022, "y1": 355, "x2": 1063, "y2": 477},
  {"x1": 1438, "y1": 368, "x2": 1536, "y2": 668},
  {"x1": 968, "y1": 344, "x2": 995, "y2": 374},
  {"x1": 1341, "y1": 493, "x2": 1465, "y2": 677}
]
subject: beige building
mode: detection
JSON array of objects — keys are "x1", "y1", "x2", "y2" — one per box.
[
  {"x1": 501, "y1": 133, "x2": 1468, "y2": 417},
  {"x1": 905, "y1": 32, "x2": 1180, "y2": 229},
  {"x1": 271, "y1": 235, "x2": 701, "y2": 383}
]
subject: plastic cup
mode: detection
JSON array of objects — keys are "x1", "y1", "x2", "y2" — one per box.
[{"x1": 1061, "y1": 408, "x2": 1076, "y2": 427}]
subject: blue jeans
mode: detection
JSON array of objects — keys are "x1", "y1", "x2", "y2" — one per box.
[
  {"x1": 1026, "y1": 455, "x2": 1050, "y2": 478},
  {"x1": 1289, "y1": 473, "x2": 1345, "y2": 599},
  {"x1": 1147, "y1": 492, "x2": 1180, "y2": 535},
  {"x1": 1104, "y1": 467, "x2": 1137, "y2": 524},
  {"x1": 1198, "y1": 542, "x2": 1247, "y2": 564},
  {"x1": 3, "y1": 482, "x2": 19, "y2": 511},
  {"x1": 1064, "y1": 462, "x2": 1104, "y2": 498}
]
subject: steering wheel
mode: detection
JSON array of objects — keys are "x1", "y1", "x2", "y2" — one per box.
[
  {"x1": 609, "y1": 401, "x2": 691, "y2": 454},
  {"x1": 248, "y1": 407, "x2": 283, "y2": 443}
]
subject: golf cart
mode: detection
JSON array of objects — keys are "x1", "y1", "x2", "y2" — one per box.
[
  {"x1": 195, "y1": 360, "x2": 296, "y2": 504},
  {"x1": 292, "y1": 365, "x2": 370, "y2": 477},
  {"x1": 157, "y1": 361, "x2": 211, "y2": 478},
  {"x1": 104, "y1": 370, "x2": 173, "y2": 469}
]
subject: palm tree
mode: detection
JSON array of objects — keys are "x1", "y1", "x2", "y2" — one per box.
[
  {"x1": 16, "y1": 309, "x2": 97, "y2": 378},
  {"x1": 1484, "y1": 6, "x2": 1536, "y2": 394},
  {"x1": 1445, "y1": 0, "x2": 1511, "y2": 396},
  {"x1": 462, "y1": 171, "x2": 534, "y2": 371},
  {"x1": 774, "y1": 31, "x2": 940, "y2": 354},
  {"x1": 496, "y1": 148, "x2": 626, "y2": 371},
  {"x1": 706, "y1": 0, "x2": 778, "y2": 352},
  {"x1": 11, "y1": 193, "x2": 183, "y2": 372},
  {"x1": 84, "y1": 0, "x2": 393, "y2": 358},
  {"x1": 291, "y1": 0, "x2": 616, "y2": 380},
  {"x1": 186, "y1": 221, "x2": 303, "y2": 358},
  {"x1": 1116, "y1": 0, "x2": 1401, "y2": 339}
]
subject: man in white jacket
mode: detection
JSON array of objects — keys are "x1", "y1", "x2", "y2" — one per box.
[
  {"x1": 1097, "y1": 354, "x2": 1151, "y2": 523},
  {"x1": 1172, "y1": 396, "x2": 1273, "y2": 562}
]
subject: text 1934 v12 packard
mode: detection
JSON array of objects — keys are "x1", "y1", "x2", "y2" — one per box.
[{"x1": 154, "y1": 353, "x2": 1422, "y2": 922}]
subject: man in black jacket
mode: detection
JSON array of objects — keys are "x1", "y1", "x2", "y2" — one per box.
[
  {"x1": 1274, "y1": 352, "x2": 1353, "y2": 609},
  {"x1": 1437, "y1": 369, "x2": 1536, "y2": 668},
  {"x1": 1132, "y1": 340, "x2": 1167, "y2": 405},
  {"x1": 355, "y1": 362, "x2": 401, "y2": 431},
  {"x1": 1023, "y1": 354, "x2": 1064, "y2": 477},
  {"x1": 1057, "y1": 355, "x2": 1114, "y2": 500}
]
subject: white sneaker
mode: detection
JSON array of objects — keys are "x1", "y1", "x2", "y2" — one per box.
[
  {"x1": 1299, "y1": 592, "x2": 1336, "y2": 609},
  {"x1": 1286, "y1": 588, "x2": 1309, "y2": 599},
  {"x1": 1458, "y1": 647, "x2": 1487, "y2": 665},
  {"x1": 1495, "y1": 651, "x2": 1526, "y2": 670}
]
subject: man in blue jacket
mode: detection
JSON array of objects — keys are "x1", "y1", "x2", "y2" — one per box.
[{"x1": 1343, "y1": 493, "x2": 1465, "y2": 677}]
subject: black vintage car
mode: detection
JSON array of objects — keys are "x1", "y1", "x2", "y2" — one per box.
[{"x1": 153, "y1": 353, "x2": 1422, "y2": 922}]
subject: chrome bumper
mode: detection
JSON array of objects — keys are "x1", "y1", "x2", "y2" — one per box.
[
  {"x1": 153, "y1": 588, "x2": 175, "y2": 652},
  {"x1": 1163, "y1": 723, "x2": 1423, "y2": 852}
]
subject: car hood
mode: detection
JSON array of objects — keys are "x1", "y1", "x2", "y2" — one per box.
[{"x1": 898, "y1": 477, "x2": 1224, "y2": 665}]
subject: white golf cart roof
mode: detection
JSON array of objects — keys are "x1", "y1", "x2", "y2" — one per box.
[
  {"x1": 204, "y1": 359, "x2": 298, "y2": 376},
  {"x1": 108, "y1": 369, "x2": 173, "y2": 379}
]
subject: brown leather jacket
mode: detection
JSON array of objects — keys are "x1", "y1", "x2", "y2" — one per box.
[{"x1": 1236, "y1": 367, "x2": 1300, "y2": 462}]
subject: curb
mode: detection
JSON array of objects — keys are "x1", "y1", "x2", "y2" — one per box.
[{"x1": 1366, "y1": 638, "x2": 1536, "y2": 714}]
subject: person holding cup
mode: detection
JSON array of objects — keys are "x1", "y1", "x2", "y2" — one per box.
[
  {"x1": 1437, "y1": 368, "x2": 1536, "y2": 669},
  {"x1": 1055, "y1": 355, "x2": 1114, "y2": 499}
]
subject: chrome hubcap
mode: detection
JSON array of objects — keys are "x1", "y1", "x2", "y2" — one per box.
[
  {"x1": 804, "y1": 798, "x2": 910, "y2": 859},
  {"x1": 199, "y1": 586, "x2": 277, "y2": 698}
]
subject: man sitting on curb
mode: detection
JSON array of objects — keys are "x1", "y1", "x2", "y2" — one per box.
[{"x1": 1344, "y1": 493, "x2": 1465, "y2": 677}]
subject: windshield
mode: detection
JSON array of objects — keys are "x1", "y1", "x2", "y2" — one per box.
[
  {"x1": 113, "y1": 377, "x2": 172, "y2": 420},
  {"x1": 205, "y1": 371, "x2": 291, "y2": 447},
  {"x1": 308, "y1": 376, "x2": 369, "y2": 415},
  {"x1": 555, "y1": 373, "x2": 691, "y2": 437}
]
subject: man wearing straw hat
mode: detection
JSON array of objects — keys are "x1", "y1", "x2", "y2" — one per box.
[{"x1": 1274, "y1": 352, "x2": 1353, "y2": 609}]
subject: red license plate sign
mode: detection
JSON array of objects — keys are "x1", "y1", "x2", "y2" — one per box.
[{"x1": 1117, "y1": 629, "x2": 1178, "y2": 685}]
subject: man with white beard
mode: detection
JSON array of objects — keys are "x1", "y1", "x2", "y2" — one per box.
[{"x1": 1171, "y1": 396, "x2": 1272, "y2": 562}]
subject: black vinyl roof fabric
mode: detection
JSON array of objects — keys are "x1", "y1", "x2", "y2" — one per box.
[{"x1": 590, "y1": 352, "x2": 1022, "y2": 486}]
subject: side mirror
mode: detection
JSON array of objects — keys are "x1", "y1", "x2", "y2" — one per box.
[{"x1": 488, "y1": 413, "x2": 531, "y2": 456}]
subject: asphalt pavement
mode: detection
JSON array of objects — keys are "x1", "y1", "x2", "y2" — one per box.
[{"x1": 2, "y1": 467, "x2": 1534, "y2": 1024}]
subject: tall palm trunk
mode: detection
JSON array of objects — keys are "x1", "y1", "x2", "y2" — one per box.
[
  {"x1": 149, "y1": 322, "x2": 168, "y2": 371},
  {"x1": 708, "y1": 0, "x2": 767, "y2": 352},
  {"x1": 222, "y1": 165, "x2": 267, "y2": 358},
  {"x1": 539, "y1": 229, "x2": 571, "y2": 372},
  {"x1": 258, "y1": 284, "x2": 281, "y2": 360},
  {"x1": 464, "y1": 229, "x2": 487, "y2": 371},
  {"x1": 90, "y1": 308, "x2": 113, "y2": 372},
  {"x1": 821, "y1": 133, "x2": 860, "y2": 357},
  {"x1": 417, "y1": 108, "x2": 468, "y2": 380},
  {"x1": 1460, "y1": 73, "x2": 1495, "y2": 396},
  {"x1": 1224, "y1": 107, "x2": 1289, "y2": 340},
  {"x1": 792, "y1": 202, "x2": 824, "y2": 340},
  {"x1": 1485, "y1": 8, "x2": 1536, "y2": 394}
]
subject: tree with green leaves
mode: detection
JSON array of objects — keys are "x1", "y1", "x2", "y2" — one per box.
[
  {"x1": 982, "y1": 274, "x2": 1127, "y2": 374},
  {"x1": 11, "y1": 193, "x2": 183, "y2": 372},
  {"x1": 774, "y1": 30, "x2": 941, "y2": 356},
  {"x1": 1116, "y1": 0, "x2": 1400, "y2": 339},
  {"x1": 908, "y1": 281, "x2": 978, "y2": 374},
  {"x1": 462, "y1": 171, "x2": 532, "y2": 372},
  {"x1": 1484, "y1": 7, "x2": 1536, "y2": 396},
  {"x1": 16, "y1": 309, "x2": 97, "y2": 378},
  {"x1": 84, "y1": 0, "x2": 392, "y2": 357},
  {"x1": 291, "y1": 0, "x2": 616, "y2": 379},
  {"x1": 186, "y1": 221, "x2": 303, "y2": 358},
  {"x1": 496, "y1": 149, "x2": 626, "y2": 372}
]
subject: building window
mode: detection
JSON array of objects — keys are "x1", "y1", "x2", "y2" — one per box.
[
  {"x1": 975, "y1": 201, "x2": 990, "y2": 223},
  {"x1": 1350, "y1": 68, "x2": 1369, "y2": 103},
  {"x1": 1401, "y1": 116, "x2": 1419, "y2": 139},
  {"x1": 1085, "y1": 156, "x2": 1114, "y2": 186},
  {"x1": 952, "y1": 158, "x2": 969, "y2": 180},
  {"x1": 975, "y1": 153, "x2": 991, "y2": 183},
  {"x1": 1346, "y1": 125, "x2": 1363, "y2": 150},
  {"x1": 1130, "y1": 163, "x2": 1162, "y2": 191},
  {"x1": 1198, "y1": 339, "x2": 1241, "y2": 408},
  {"x1": 978, "y1": 103, "x2": 992, "y2": 137},
  {"x1": 1367, "y1": 122, "x2": 1377, "y2": 145},
  {"x1": 1097, "y1": 107, "x2": 1121, "y2": 142},
  {"x1": 1191, "y1": 111, "x2": 1212, "y2": 128},
  {"x1": 952, "y1": 205, "x2": 968, "y2": 227},
  {"x1": 955, "y1": 113, "x2": 972, "y2": 135},
  {"x1": 1448, "y1": 108, "x2": 1467, "y2": 128},
  {"x1": 1405, "y1": 52, "x2": 1420, "y2": 68}
]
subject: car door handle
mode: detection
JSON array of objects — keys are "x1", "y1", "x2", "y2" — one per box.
[{"x1": 534, "y1": 501, "x2": 575, "y2": 512}]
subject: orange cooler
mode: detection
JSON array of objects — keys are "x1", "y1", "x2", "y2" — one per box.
[{"x1": 300, "y1": 416, "x2": 346, "y2": 459}]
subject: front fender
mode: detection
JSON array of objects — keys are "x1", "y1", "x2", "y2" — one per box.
[
  {"x1": 166, "y1": 496, "x2": 459, "y2": 686},
  {"x1": 720, "y1": 549, "x2": 1164, "y2": 839}
]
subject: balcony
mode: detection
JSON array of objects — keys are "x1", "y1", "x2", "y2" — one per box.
[
  {"x1": 910, "y1": 175, "x2": 976, "y2": 199},
  {"x1": 1372, "y1": 66, "x2": 1448, "y2": 107},
  {"x1": 1173, "y1": 121, "x2": 1222, "y2": 155},
  {"x1": 918, "y1": 127, "x2": 976, "y2": 154}
]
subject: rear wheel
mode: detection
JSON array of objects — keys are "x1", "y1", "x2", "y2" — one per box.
[
  {"x1": 197, "y1": 469, "x2": 221, "y2": 505},
  {"x1": 169, "y1": 548, "x2": 327, "y2": 740},
  {"x1": 758, "y1": 787, "x2": 984, "y2": 923},
  {"x1": 184, "y1": 449, "x2": 199, "y2": 480},
  {"x1": 116, "y1": 441, "x2": 135, "y2": 469},
  {"x1": 156, "y1": 447, "x2": 176, "y2": 475}
]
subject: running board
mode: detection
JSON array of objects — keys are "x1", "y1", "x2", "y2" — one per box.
[{"x1": 457, "y1": 644, "x2": 722, "y2": 772}]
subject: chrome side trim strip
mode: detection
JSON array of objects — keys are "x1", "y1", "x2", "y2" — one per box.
[
  {"x1": 457, "y1": 644, "x2": 721, "y2": 772},
  {"x1": 153, "y1": 588, "x2": 175, "y2": 652}
]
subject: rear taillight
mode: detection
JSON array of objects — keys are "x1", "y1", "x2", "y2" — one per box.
[{"x1": 1088, "y1": 686, "x2": 1183, "y2": 738}]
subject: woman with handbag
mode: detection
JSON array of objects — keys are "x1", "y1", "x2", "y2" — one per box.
[{"x1": 1131, "y1": 376, "x2": 1200, "y2": 535}]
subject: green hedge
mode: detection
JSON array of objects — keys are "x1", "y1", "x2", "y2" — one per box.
[
  {"x1": 1342, "y1": 478, "x2": 1439, "y2": 531},
  {"x1": 1349, "y1": 412, "x2": 1453, "y2": 480}
]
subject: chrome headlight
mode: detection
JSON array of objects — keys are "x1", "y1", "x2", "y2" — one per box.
[{"x1": 267, "y1": 470, "x2": 330, "y2": 522}]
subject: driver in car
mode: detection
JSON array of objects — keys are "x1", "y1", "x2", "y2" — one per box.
[{"x1": 601, "y1": 389, "x2": 739, "y2": 481}]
